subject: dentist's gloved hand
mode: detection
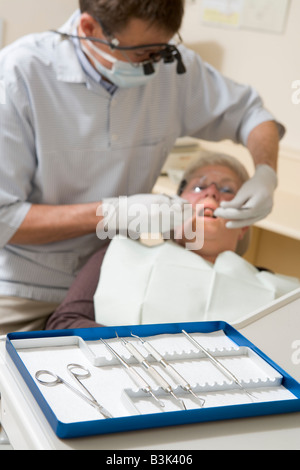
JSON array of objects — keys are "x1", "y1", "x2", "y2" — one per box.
[
  {"x1": 97, "y1": 194, "x2": 191, "y2": 239},
  {"x1": 214, "y1": 165, "x2": 278, "y2": 228}
]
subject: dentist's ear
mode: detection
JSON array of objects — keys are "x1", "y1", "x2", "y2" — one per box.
[{"x1": 80, "y1": 13, "x2": 101, "y2": 37}]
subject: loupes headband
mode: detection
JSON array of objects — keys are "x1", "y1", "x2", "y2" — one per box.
[{"x1": 51, "y1": 16, "x2": 186, "y2": 76}]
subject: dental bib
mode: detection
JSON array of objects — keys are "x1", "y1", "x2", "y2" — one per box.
[{"x1": 94, "y1": 236, "x2": 299, "y2": 326}]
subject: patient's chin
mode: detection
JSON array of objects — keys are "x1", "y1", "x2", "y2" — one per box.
[{"x1": 174, "y1": 227, "x2": 205, "y2": 253}]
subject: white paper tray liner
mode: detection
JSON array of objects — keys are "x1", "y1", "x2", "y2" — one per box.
[
  {"x1": 85, "y1": 331, "x2": 241, "y2": 365},
  {"x1": 123, "y1": 387, "x2": 295, "y2": 415},
  {"x1": 12, "y1": 332, "x2": 296, "y2": 424}
]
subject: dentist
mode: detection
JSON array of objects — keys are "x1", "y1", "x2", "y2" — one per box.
[{"x1": 0, "y1": 0, "x2": 284, "y2": 333}]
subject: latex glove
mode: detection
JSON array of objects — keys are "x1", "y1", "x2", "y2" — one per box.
[
  {"x1": 97, "y1": 194, "x2": 191, "y2": 239},
  {"x1": 214, "y1": 165, "x2": 278, "y2": 228}
]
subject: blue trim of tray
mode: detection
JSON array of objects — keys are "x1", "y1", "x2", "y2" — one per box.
[{"x1": 6, "y1": 321, "x2": 300, "y2": 440}]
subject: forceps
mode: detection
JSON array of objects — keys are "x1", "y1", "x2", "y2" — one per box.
[{"x1": 35, "y1": 363, "x2": 113, "y2": 419}]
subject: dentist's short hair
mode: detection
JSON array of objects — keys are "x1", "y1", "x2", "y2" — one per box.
[{"x1": 79, "y1": 0, "x2": 185, "y2": 35}]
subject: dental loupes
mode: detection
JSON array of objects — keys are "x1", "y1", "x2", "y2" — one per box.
[{"x1": 131, "y1": 333, "x2": 205, "y2": 408}]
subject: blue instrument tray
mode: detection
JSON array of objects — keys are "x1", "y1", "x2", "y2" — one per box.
[{"x1": 6, "y1": 321, "x2": 300, "y2": 440}]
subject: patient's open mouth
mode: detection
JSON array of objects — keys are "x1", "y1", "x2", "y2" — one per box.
[{"x1": 198, "y1": 207, "x2": 217, "y2": 219}]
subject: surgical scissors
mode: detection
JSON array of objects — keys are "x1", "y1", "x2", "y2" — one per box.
[{"x1": 35, "y1": 363, "x2": 113, "y2": 419}]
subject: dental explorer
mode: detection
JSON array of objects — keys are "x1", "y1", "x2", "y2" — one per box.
[
  {"x1": 182, "y1": 330, "x2": 256, "y2": 401},
  {"x1": 116, "y1": 333, "x2": 186, "y2": 410},
  {"x1": 100, "y1": 338, "x2": 165, "y2": 408},
  {"x1": 131, "y1": 333, "x2": 205, "y2": 407}
]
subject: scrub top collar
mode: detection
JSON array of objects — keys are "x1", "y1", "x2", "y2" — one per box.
[
  {"x1": 71, "y1": 33, "x2": 118, "y2": 95},
  {"x1": 55, "y1": 37, "x2": 86, "y2": 84},
  {"x1": 54, "y1": 11, "x2": 87, "y2": 84},
  {"x1": 54, "y1": 10, "x2": 118, "y2": 95}
]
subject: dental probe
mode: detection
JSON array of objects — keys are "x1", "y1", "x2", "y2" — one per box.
[
  {"x1": 100, "y1": 338, "x2": 165, "y2": 408},
  {"x1": 182, "y1": 330, "x2": 256, "y2": 401},
  {"x1": 116, "y1": 333, "x2": 186, "y2": 410},
  {"x1": 131, "y1": 333, "x2": 205, "y2": 408}
]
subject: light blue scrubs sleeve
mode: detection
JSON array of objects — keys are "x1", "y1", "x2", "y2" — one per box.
[
  {"x1": 180, "y1": 54, "x2": 285, "y2": 145},
  {"x1": 234, "y1": 86, "x2": 286, "y2": 144},
  {"x1": 0, "y1": 78, "x2": 33, "y2": 248}
]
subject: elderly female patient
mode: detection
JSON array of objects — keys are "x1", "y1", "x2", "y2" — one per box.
[{"x1": 46, "y1": 153, "x2": 299, "y2": 330}]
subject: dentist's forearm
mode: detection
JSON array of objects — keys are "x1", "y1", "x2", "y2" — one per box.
[
  {"x1": 9, "y1": 202, "x2": 102, "y2": 245},
  {"x1": 247, "y1": 121, "x2": 279, "y2": 171}
]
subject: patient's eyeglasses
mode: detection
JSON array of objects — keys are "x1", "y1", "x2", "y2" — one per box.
[{"x1": 180, "y1": 175, "x2": 240, "y2": 201}]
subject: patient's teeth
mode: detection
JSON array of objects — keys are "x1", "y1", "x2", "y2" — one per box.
[
  {"x1": 198, "y1": 207, "x2": 217, "y2": 218},
  {"x1": 204, "y1": 208, "x2": 213, "y2": 217}
]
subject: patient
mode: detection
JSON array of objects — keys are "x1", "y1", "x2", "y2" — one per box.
[{"x1": 46, "y1": 153, "x2": 299, "y2": 330}]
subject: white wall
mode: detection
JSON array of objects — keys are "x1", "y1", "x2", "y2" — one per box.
[
  {"x1": 0, "y1": 0, "x2": 299, "y2": 151},
  {"x1": 0, "y1": 0, "x2": 77, "y2": 44},
  {"x1": 181, "y1": 0, "x2": 300, "y2": 152}
]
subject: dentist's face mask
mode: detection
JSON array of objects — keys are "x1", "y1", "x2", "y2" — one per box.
[
  {"x1": 52, "y1": 15, "x2": 186, "y2": 88},
  {"x1": 76, "y1": 15, "x2": 186, "y2": 89},
  {"x1": 81, "y1": 37, "x2": 161, "y2": 88}
]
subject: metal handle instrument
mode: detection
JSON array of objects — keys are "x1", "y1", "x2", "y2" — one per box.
[
  {"x1": 116, "y1": 333, "x2": 186, "y2": 410},
  {"x1": 182, "y1": 330, "x2": 256, "y2": 401},
  {"x1": 131, "y1": 333, "x2": 205, "y2": 407},
  {"x1": 100, "y1": 338, "x2": 165, "y2": 408}
]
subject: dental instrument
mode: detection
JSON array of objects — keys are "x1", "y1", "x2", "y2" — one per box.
[
  {"x1": 35, "y1": 364, "x2": 113, "y2": 419},
  {"x1": 100, "y1": 338, "x2": 165, "y2": 408},
  {"x1": 131, "y1": 333, "x2": 205, "y2": 407},
  {"x1": 182, "y1": 330, "x2": 256, "y2": 401},
  {"x1": 116, "y1": 333, "x2": 186, "y2": 410}
]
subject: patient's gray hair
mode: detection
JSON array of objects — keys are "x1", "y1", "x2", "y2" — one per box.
[
  {"x1": 178, "y1": 151, "x2": 251, "y2": 256},
  {"x1": 178, "y1": 152, "x2": 250, "y2": 195}
]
